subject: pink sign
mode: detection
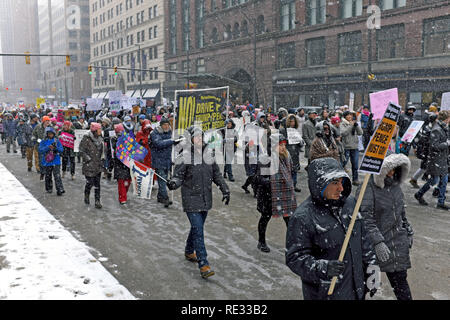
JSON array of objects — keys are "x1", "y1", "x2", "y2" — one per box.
[
  {"x1": 57, "y1": 109, "x2": 65, "y2": 127},
  {"x1": 59, "y1": 132, "x2": 74, "y2": 149},
  {"x1": 369, "y1": 88, "x2": 399, "y2": 120}
]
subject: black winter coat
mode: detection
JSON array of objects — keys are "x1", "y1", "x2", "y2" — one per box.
[
  {"x1": 427, "y1": 121, "x2": 449, "y2": 176},
  {"x1": 111, "y1": 135, "x2": 131, "y2": 180},
  {"x1": 286, "y1": 157, "x2": 375, "y2": 300},
  {"x1": 357, "y1": 153, "x2": 413, "y2": 273},
  {"x1": 171, "y1": 146, "x2": 229, "y2": 212}
]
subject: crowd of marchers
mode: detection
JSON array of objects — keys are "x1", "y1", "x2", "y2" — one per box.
[{"x1": 0, "y1": 99, "x2": 447, "y2": 300}]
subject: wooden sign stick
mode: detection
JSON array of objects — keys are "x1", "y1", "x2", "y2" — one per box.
[{"x1": 327, "y1": 172, "x2": 371, "y2": 296}]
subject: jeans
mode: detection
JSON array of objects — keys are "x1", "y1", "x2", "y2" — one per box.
[
  {"x1": 344, "y1": 149, "x2": 359, "y2": 182},
  {"x1": 417, "y1": 174, "x2": 448, "y2": 204},
  {"x1": 224, "y1": 164, "x2": 233, "y2": 178},
  {"x1": 386, "y1": 270, "x2": 412, "y2": 300},
  {"x1": 44, "y1": 165, "x2": 64, "y2": 193},
  {"x1": 156, "y1": 168, "x2": 169, "y2": 200},
  {"x1": 185, "y1": 211, "x2": 209, "y2": 268}
]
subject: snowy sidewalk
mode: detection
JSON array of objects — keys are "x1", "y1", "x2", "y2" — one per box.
[{"x1": 0, "y1": 163, "x2": 135, "y2": 300}]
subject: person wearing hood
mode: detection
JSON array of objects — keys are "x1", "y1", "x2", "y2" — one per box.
[
  {"x1": 341, "y1": 111, "x2": 363, "y2": 186},
  {"x1": 280, "y1": 114, "x2": 303, "y2": 192},
  {"x1": 15, "y1": 117, "x2": 29, "y2": 158},
  {"x1": 309, "y1": 120, "x2": 340, "y2": 163},
  {"x1": 123, "y1": 115, "x2": 135, "y2": 136},
  {"x1": 255, "y1": 133, "x2": 297, "y2": 253},
  {"x1": 302, "y1": 110, "x2": 318, "y2": 167},
  {"x1": 136, "y1": 119, "x2": 153, "y2": 168},
  {"x1": 150, "y1": 117, "x2": 180, "y2": 208},
  {"x1": 167, "y1": 126, "x2": 230, "y2": 279},
  {"x1": 60, "y1": 121, "x2": 76, "y2": 180},
  {"x1": 286, "y1": 157, "x2": 376, "y2": 300},
  {"x1": 79, "y1": 122, "x2": 104, "y2": 209},
  {"x1": 414, "y1": 110, "x2": 450, "y2": 211},
  {"x1": 111, "y1": 124, "x2": 132, "y2": 205},
  {"x1": 101, "y1": 117, "x2": 113, "y2": 180},
  {"x1": 274, "y1": 108, "x2": 288, "y2": 130},
  {"x1": 399, "y1": 104, "x2": 417, "y2": 138},
  {"x1": 38, "y1": 127, "x2": 65, "y2": 196},
  {"x1": 220, "y1": 119, "x2": 238, "y2": 182},
  {"x1": 356, "y1": 153, "x2": 414, "y2": 300},
  {"x1": 4, "y1": 113, "x2": 18, "y2": 153}
]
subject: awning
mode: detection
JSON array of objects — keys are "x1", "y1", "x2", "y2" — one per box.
[
  {"x1": 182, "y1": 73, "x2": 248, "y2": 88},
  {"x1": 143, "y1": 89, "x2": 160, "y2": 98},
  {"x1": 131, "y1": 90, "x2": 143, "y2": 98},
  {"x1": 125, "y1": 90, "x2": 135, "y2": 97},
  {"x1": 98, "y1": 92, "x2": 107, "y2": 99}
]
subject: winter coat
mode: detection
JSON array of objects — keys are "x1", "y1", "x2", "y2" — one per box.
[
  {"x1": 16, "y1": 123, "x2": 33, "y2": 147},
  {"x1": 357, "y1": 153, "x2": 413, "y2": 273},
  {"x1": 171, "y1": 146, "x2": 230, "y2": 212},
  {"x1": 340, "y1": 119, "x2": 363, "y2": 150},
  {"x1": 286, "y1": 157, "x2": 375, "y2": 300},
  {"x1": 270, "y1": 154, "x2": 297, "y2": 217},
  {"x1": 280, "y1": 114, "x2": 302, "y2": 170},
  {"x1": 59, "y1": 128, "x2": 76, "y2": 157},
  {"x1": 302, "y1": 118, "x2": 316, "y2": 159},
  {"x1": 4, "y1": 119, "x2": 17, "y2": 137},
  {"x1": 220, "y1": 121, "x2": 238, "y2": 161},
  {"x1": 426, "y1": 120, "x2": 449, "y2": 177},
  {"x1": 135, "y1": 127, "x2": 152, "y2": 168},
  {"x1": 150, "y1": 125, "x2": 174, "y2": 169},
  {"x1": 111, "y1": 135, "x2": 131, "y2": 180},
  {"x1": 309, "y1": 121, "x2": 340, "y2": 162},
  {"x1": 79, "y1": 131, "x2": 104, "y2": 177},
  {"x1": 32, "y1": 123, "x2": 47, "y2": 148},
  {"x1": 38, "y1": 137, "x2": 63, "y2": 167},
  {"x1": 398, "y1": 113, "x2": 414, "y2": 138}
]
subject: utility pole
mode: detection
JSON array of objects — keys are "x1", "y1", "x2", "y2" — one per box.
[
  {"x1": 135, "y1": 44, "x2": 143, "y2": 98},
  {"x1": 238, "y1": 9, "x2": 257, "y2": 105}
]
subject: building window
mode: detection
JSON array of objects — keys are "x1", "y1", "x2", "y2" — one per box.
[
  {"x1": 280, "y1": 0, "x2": 296, "y2": 31},
  {"x1": 211, "y1": 27, "x2": 219, "y2": 43},
  {"x1": 196, "y1": 58, "x2": 206, "y2": 73},
  {"x1": 224, "y1": 24, "x2": 232, "y2": 41},
  {"x1": 169, "y1": 63, "x2": 177, "y2": 81},
  {"x1": 380, "y1": 0, "x2": 406, "y2": 10},
  {"x1": 338, "y1": 31, "x2": 362, "y2": 63},
  {"x1": 169, "y1": 0, "x2": 177, "y2": 54},
  {"x1": 278, "y1": 42, "x2": 295, "y2": 69},
  {"x1": 340, "y1": 0, "x2": 363, "y2": 19},
  {"x1": 423, "y1": 16, "x2": 450, "y2": 56},
  {"x1": 233, "y1": 23, "x2": 240, "y2": 39},
  {"x1": 256, "y1": 15, "x2": 265, "y2": 34},
  {"x1": 306, "y1": 0, "x2": 326, "y2": 26},
  {"x1": 182, "y1": 60, "x2": 191, "y2": 74},
  {"x1": 377, "y1": 24, "x2": 405, "y2": 60},
  {"x1": 306, "y1": 37, "x2": 325, "y2": 66},
  {"x1": 182, "y1": 0, "x2": 190, "y2": 51},
  {"x1": 241, "y1": 20, "x2": 248, "y2": 36},
  {"x1": 197, "y1": 26, "x2": 205, "y2": 48}
]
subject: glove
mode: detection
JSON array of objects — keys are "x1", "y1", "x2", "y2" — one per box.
[
  {"x1": 374, "y1": 242, "x2": 391, "y2": 263},
  {"x1": 326, "y1": 260, "x2": 345, "y2": 278},
  {"x1": 167, "y1": 179, "x2": 177, "y2": 190},
  {"x1": 408, "y1": 235, "x2": 413, "y2": 249},
  {"x1": 222, "y1": 193, "x2": 230, "y2": 205},
  {"x1": 173, "y1": 137, "x2": 184, "y2": 145},
  {"x1": 353, "y1": 122, "x2": 358, "y2": 127}
]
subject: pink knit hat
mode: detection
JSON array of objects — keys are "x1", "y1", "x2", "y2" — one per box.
[
  {"x1": 90, "y1": 122, "x2": 102, "y2": 132},
  {"x1": 114, "y1": 123, "x2": 124, "y2": 134},
  {"x1": 331, "y1": 116, "x2": 341, "y2": 125}
]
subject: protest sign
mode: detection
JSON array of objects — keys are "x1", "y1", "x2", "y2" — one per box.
[
  {"x1": 287, "y1": 128, "x2": 303, "y2": 145},
  {"x1": 369, "y1": 88, "x2": 398, "y2": 120},
  {"x1": 74, "y1": 130, "x2": 88, "y2": 152},
  {"x1": 115, "y1": 132, "x2": 148, "y2": 168},
  {"x1": 441, "y1": 92, "x2": 450, "y2": 111},
  {"x1": 59, "y1": 132, "x2": 75, "y2": 149},
  {"x1": 129, "y1": 159, "x2": 154, "y2": 200},
  {"x1": 108, "y1": 91, "x2": 122, "y2": 111},
  {"x1": 401, "y1": 121, "x2": 424, "y2": 143},
  {"x1": 175, "y1": 87, "x2": 228, "y2": 135},
  {"x1": 86, "y1": 98, "x2": 103, "y2": 111},
  {"x1": 120, "y1": 96, "x2": 132, "y2": 110}
]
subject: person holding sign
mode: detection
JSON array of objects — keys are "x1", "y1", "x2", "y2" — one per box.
[
  {"x1": 357, "y1": 152, "x2": 414, "y2": 300},
  {"x1": 59, "y1": 121, "x2": 76, "y2": 180},
  {"x1": 341, "y1": 111, "x2": 363, "y2": 186},
  {"x1": 280, "y1": 114, "x2": 303, "y2": 192},
  {"x1": 285, "y1": 157, "x2": 375, "y2": 300}
]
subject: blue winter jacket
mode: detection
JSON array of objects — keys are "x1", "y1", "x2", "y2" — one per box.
[
  {"x1": 4, "y1": 119, "x2": 18, "y2": 137},
  {"x1": 39, "y1": 138, "x2": 63, "y2": 166},
  {"x1": 150, "y1": 125, "x2": 174, "y2": 169}
]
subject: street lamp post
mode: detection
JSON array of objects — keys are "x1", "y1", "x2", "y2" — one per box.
[{"x1": 135, "y1": 44, "x2": 143, "y2": 98}]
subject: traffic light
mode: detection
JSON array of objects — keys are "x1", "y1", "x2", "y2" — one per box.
[
  {"x1": 114, "y1": 66, "x2": 118, "y2": 75},
  {"x1": 88, "y1": 65, "x2": 93, "y2": 74},
  {"x1": 25, "y1": 51, "x2": 31, "y2": 65},
  {"x1": 368, "y1": 73, "x2": 375, "y2": 81},
  {"x1": 66, "y1": 55, "x2": 71, "y2": 66},
  {"x1": 5, "y1": 87, "x2": 8, "y2": 91},
  {"x1": 20, "y1": 88, "x2": 23, "y2": 92}
]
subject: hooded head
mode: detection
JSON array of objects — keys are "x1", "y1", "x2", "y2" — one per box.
[
  {"x1": 278, "y1": 108, "x2": 288, "y2": 119},
  {"x1": 225, "y1": 118, "x2": 236, "y2": 129},
  {"x1": 123, "y1": 116, "x2": 134, "y2": 131},
  {"x1": 315, "y1": 120, "x2": 332, "y2": 137},
  {"x1": 308, "y1": 157, "x2": 352, "y2": 206},
  {"x1": 373, "y1": 152, "x2": 410, "y2": 189},
  {"x1": 256, "y1": 112, "x2": 266, "y2": 123},
  {"x1": 142, "y1": 119, "x2": 152, "y2": 133},
  {"x1": 45, "y1": 126, "x2": 56, "y2": 138}
]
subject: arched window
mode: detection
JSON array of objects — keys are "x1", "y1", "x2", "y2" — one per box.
[
  {"x1": 224, "y1": 24, "x2": 232, "y2": 40},
  {"x1": 241, "y1": 20, "x2": 248, "y2": 36},
  {"x1": 233, "y1": 22, "x2": 240, "y2": 39},
  {"x1": 211, "y1": 27, "x2": 219, "y2": 43},
  {"x1": 256, "y1": 15, "x2": 265, "y2": 34}
]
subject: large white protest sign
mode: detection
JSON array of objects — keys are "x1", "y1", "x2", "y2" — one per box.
[
  {"x1": 401, "y1": 121, "x2": 424, "y2": 143},
  {"x1": 287, "y1": 128, "x2": 303, "y2": 145},
  {"x1": 108, "y1": 91, "x2": 122, "y2": 111},
  {"x1": 441, "y1": 92, "x2": 450, "y2": 111},
  {"x1": 74, "y1": 130, "x2": 89, "y2": 152},
  {"x1": 129, "y1": 160, "x2": 154, "y2": 200},
  {"x1": 120, "y1": 96, "x2": 132, "y2": 110},
  {"x1": 86, "y1": 98, "x2": 103, "y2": 111}
]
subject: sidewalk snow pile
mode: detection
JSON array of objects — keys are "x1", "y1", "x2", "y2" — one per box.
[{"x1": 0, "y1": 163, "x2": 135, "y2": 300}]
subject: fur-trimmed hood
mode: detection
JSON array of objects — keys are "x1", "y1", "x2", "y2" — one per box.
[{"x1": 373, "y1": 153, "x2": 410, "y2": 189}]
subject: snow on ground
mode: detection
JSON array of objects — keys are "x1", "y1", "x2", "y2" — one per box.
[{"x1": 0, "y1": 163, "x2": 135, "y2": 300}]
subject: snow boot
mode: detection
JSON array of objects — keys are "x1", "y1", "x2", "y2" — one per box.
[
  {"x1": 257, "y1": 242, "x2": 270, "y2": 253},
  {"x1": 228, "y1": 175, "x2": 235, "y2": 182},
  {"x1": 436, "y1": 203, "x2": 450, "y2": 211},
  {"x1": 94, "y1": 189, "x2": 102, "y2": 209},
  {"x1": 409, "y1": 179, "x2": 420, "y2": 188},
  {"x1": 241, "y1": 185, "x2": 250, "y2": 194},
  {"x1": 185, "y1": 252, "x2": 198, "y2": 263},
  {"x1": 200, "y1": 265, "x2": 215, "y2": 279},
  {"x1": 432, "y1": 188, "x2": 439, "y2": 198},
  {"x1": 84, "y1": 191, "x2": 90, "y2": 205},
  {"x1": 414, "y1": 193, "x2": 428, "y2": 206}
]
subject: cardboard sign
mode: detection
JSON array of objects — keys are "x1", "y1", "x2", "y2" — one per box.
[
  {"x1": 441, "y1": 92, "x2": 450, "y2": 111},
  {"x1": 64, "y1": 109, "x2": 81, "y2": 119},
  {"x1": 129, "y1": 159, "x2": 154, "y2": 200},
  {"x1": 132, "y1": 106, "x2": 140, "y2": 115},
  {"x1": 401, "y1": 121, "x2": 424, "y2": 143},
  {"x1": 59, "y1": 132, "x2": 75, "y2": 149},
  {"x1": 287, "y1": 128, "x2": 303, "y2": 145},
  {"x1": 359, "y1": 102, "x2": 402, "y2": 174},
  {"x1": 74, "y1": 130, "x2": 89, "y2": 152},
  {"x1": 369, "y1": 88, "x2": 399, "y2": 120}
]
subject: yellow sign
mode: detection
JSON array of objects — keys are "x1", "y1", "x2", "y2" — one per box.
[{"x1": 36, "y1": 98, "x2": 46, "y2": 105}]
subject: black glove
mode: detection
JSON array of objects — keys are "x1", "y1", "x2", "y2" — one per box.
[
  {"x1": 353, "y1": 122, "x2": 358, "y2": 127},
  {"x1": 326, "y1": 260, "x2": 345, "y2": 278},
  {"x1": 222, "y1": 193, "x2": 230, "y2": 205},
  {"x1": 167, "y1": 179, "x2": 177, "y2": 190}
]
